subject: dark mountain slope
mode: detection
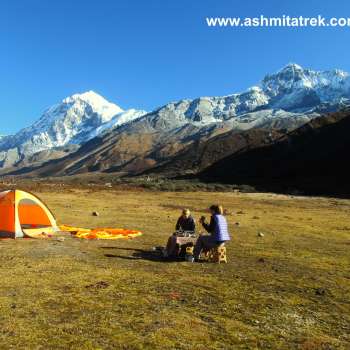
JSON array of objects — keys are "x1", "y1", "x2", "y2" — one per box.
[
  {"x1": 143, "y1": 128, "x2": 284, "y2": 176},
  {"x1": 198, "y1": 110, "x2": 350, "y2": 197}
]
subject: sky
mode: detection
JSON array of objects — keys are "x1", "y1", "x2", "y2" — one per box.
[{"x1": 0, "y1": 0, "x2": 350, "y2": 134}]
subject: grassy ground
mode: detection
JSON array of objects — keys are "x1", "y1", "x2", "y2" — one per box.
[{"x1": 0, "y1": 188, "x2": 349, "y2": 349}]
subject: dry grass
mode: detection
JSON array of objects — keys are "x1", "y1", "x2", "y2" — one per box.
[{"x1": 0, "y1": 188, "x2": 349, "y2": 349}]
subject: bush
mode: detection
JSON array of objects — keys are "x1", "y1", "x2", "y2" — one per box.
[{"x1": 239, "y1": 184, "x2": 257, "y2": 193}]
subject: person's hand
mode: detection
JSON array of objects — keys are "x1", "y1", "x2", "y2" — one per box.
[{"x1": 199, "y1": 215, "x2": 206, "y2": 224}]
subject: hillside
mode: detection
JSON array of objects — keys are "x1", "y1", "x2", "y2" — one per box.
[
  {"x1": 198, "y1": 110, "x2": 350, "y2": 197},
  {"x1": 142, "y1": 128, "x2": 284, "y2": 176}
]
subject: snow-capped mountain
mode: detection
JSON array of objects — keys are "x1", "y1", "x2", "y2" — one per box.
[
  {"x1": 0, "y1": 91, "x2": 146, "y2": 167},
  {"x1": 140, "y1": 63, "x2": 350, "y2": 131},
  {"x1": 262, "y1": 64, "x2": 350, "y2": 98},
  {"x1": 262, "y1": 63, "x2": 350, "y2": 110},
  {"x1": 22, "y1": 63, "x2": 349, "y2": 178},
  {"x1": 1, "y1": 63, "x2": 349, "y2": 172}
]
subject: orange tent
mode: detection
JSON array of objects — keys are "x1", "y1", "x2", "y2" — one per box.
[{"x1": 0, "y1": 190, "x2": 58, "y2": 238}]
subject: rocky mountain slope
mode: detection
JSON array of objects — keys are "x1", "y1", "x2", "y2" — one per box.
[
  {"x1": 2, "y1": 63, "x2": 350, "y2": 176},
  {"x1": 198, "y1": 109, "x2": 350, "y2": 197},
  {"x1": 0, "y1": 91, "x2": 146, "y2": 168},
  {"x1": 139, "y1": 127, "x2": 285, "y2": 177}
]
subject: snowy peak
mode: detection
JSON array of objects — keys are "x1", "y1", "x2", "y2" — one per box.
[
  {"x1": 32, "y1": 90, "x2": 122, "y2": 131},
  {"x1": 278, "y1": 63, "x2": 304, "y2": 74},
  {"x1": 261, "y1": 63, "x2": 350, "y2": 102},
  {"x1": 283, "y1": 63, "x2": 303, "y2": 70},
  {"x1": 62, "y1": 90, "x2": 124, "y2": 122},
  {"x1": 64, "y1": 90, "x2": 112, "y2": 104},
  {"x1": 0, "y1": 91, "x2": 146, "y2": 166}
]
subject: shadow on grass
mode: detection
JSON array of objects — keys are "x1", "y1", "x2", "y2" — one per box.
[
  {"x1": 100, "y1": 246, "x2": 145, "y2": 252},
  {"x1": 101, "y1": 246, "x2": 180, "y2": 263}
]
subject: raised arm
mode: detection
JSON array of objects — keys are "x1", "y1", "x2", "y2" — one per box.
[{"x1": 202, "y1": 216, "x2": 215, "y2": 234}]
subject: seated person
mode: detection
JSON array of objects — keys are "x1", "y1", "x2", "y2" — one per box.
[
  {"x1": 164, "y1": 209, "x2": 196, "y2": 257},
  {"x1": 175, "y1": 208, "x2": 196, "y2": 232},
  {"x1": 194, "y1": 204, "x2": 230, "y2": 261}
]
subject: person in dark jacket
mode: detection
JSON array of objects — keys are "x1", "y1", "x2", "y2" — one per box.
[
  {"x1": 194, "y1": 204, "x2": 230, "y2": 260},
  {"x1": 164, "y1": 209, "x2": 196, "y2": 257},
  {"x1": 175, "y1": 209, "x2": 196, "y2": 232}
]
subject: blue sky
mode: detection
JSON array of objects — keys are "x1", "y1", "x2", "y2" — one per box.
[{"x1": 0, "y1": 0, "x2": 349, "y2": 134}]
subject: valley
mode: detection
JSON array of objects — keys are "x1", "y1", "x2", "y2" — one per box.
[{"x1": 0, "y1": 186, "x2": 349, "y2": 349}]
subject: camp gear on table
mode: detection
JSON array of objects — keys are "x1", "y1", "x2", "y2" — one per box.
[
  {"x1": 173, "y1": 230, "x2": 196, "y2": 237},
  {"x1": 0, "y1": 190, "x2": 58, "y2": 239},
  {"x1": 165, "y1": 231, "x2": 197, "y2": 258}
]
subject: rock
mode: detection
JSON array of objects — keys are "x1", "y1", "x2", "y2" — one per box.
[
  {"x1": 315, "y1": 288, "x2": 326, "y2": 296},
  {"x1": 253, "y1": 216, "x2": 260, "y2": 220},
  {"x1": 235, "y1": 222, "x2": 240, "y2": 226},
  {"x1": 257, "y1": 232, "x2": 265, "y2": 237},
  {"x1": 237, "y1": 210, "x2": 244, "y2": 215},
  {"x1": 258, "y1": 257, "x2": 265, "y2": 263},
  {"x1": 92, "y1": 211, "x2": 99, "y2": 216},
  {"x1": 55, "y1": 237, "x2": 65, "y2": 242}
]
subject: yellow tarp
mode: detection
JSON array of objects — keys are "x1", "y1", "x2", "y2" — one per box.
[{"x1": 59, "y1": 225, "x2": 142, "y2": 240}]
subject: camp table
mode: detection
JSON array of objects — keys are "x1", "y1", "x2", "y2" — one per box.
[{"x1": 165, "y1": 231, "x2": 197, "y2": 258}]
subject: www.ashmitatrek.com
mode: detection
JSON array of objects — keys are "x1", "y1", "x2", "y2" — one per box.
[{"x1": 206, "y1": 15, "x2": 350, "y2": 27}]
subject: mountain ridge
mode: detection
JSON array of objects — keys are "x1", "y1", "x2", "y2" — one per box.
[
  {"x1": 0, "y1": 91, "x2": 146, "y2": 167},
  {"x1": 1, "y1": 63, "x2": 350, "y2": 175}
]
